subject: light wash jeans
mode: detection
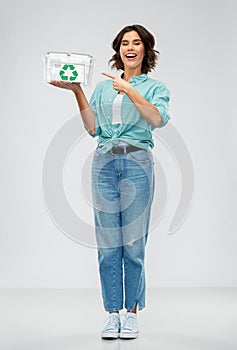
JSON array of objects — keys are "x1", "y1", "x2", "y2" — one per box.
[{"x1": 91, "y1": 147, "x2": 154, "y2": 312}]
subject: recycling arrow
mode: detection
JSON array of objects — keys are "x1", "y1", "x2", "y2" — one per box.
[{"x1": 59, "y1": 64, "x2": 78, "y2": 81}]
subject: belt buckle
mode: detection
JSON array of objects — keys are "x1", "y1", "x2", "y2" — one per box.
[
  {"x1": 110, "y1": 145, "x2": 126, "y2": 155},
  {"x1": 110, "y1": 146, "x2": 117, "y2": 155}
]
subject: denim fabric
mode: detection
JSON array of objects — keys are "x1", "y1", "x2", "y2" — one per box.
[{"x1": 91, "y1": 148, "x2": 154, "y2": 312}]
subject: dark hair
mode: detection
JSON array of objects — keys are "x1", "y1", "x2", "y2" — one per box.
[{"x1": 109, "y1": 24, "x2": 159, "y2": 74}]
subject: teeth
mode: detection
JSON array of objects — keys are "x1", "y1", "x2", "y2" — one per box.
[{"x1": 126, "y1": 54, "x2": 136, "y2": 58}]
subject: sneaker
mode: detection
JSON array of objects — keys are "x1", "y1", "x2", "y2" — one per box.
[
  {"x1": 101, "y1": 313, "x2": 120, "y2": 339},
  {"x1": 120, "y1": 312, "x2": 139, "y2": 339}
]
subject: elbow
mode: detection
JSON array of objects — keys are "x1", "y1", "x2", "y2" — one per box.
[
  {"x1": 152, "y1": 110, "x2": 170, "y2": 128},
  {"x1": 89, "y1": 128, "x2": 96, "y2": 136},
  {"x1": 149, "y1": 107, "x2": 164, "y2": 127},
  {"x1": 152, "y1": 115, "x2": 163, "y2": 127}
]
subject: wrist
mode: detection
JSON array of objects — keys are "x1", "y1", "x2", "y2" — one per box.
[
  {"x1": 73, "y1": 84, "x2": 82, "y2": 94},
  {"x1": 124, "y1": 83, "x2": 133, "y2": 95}
]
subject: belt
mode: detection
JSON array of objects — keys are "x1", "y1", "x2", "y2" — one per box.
[{"x1": 99, "y1": 144, "x2": 144, "y2": 155}]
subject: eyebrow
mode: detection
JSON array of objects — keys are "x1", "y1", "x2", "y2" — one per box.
[{"x1": 121, "y1": 39, "x2": 142, "y2": 43}]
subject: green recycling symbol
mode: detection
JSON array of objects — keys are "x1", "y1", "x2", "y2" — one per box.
[{"x1": 59, "y1": 64, "x2": 78, "y2": 81}]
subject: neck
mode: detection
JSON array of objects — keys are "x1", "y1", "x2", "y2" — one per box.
[{"x1": 123, "y1": 68, "x2": 142, "y2": 82}]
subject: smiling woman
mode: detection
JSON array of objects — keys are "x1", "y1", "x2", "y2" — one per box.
[
  {"x1": 49, "y1": 23, "x2": 170, "y2": 340},
  {"x1": 109, "y1": 24, "x2": 158, "y2": 74}
]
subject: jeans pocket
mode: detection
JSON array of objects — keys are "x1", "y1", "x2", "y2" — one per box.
[
  {"x1": 94, "y1": 146, "x2": 104, "y2": 156},
  {"x1": 127, "y1": 150, "x2": 151, "y2": 163}
]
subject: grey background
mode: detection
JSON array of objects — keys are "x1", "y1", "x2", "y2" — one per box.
[{"x1": 0, "y1": 0, "x2": 236, "y2": 289}]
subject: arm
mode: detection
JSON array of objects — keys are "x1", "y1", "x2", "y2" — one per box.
[
  {"x1": 49, "y1": 81, "x2": 96, "y2": 135},
  {"x1": 123, "y1": 84, "x2": 163, "y2": 127},
  {"x1": 102, "y1": 72, "x2": 163, "y2": 127}
]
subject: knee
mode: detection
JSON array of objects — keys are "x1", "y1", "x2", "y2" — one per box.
[
  {"x1": 123, "y1": 239, "x2": 145, "y2": 262},
  {"x1": 98, "y1": 248, "x2": 122, "y2": 266}
]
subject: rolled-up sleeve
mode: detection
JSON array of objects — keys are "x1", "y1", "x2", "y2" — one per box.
[{"x1": 151, "y1": 82, "x2": 170, "y2": 128}]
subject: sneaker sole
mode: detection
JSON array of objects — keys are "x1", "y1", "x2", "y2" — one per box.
[
  {"x1": 120, "y1": 332, "x2": 138, "y2": 339},
  {"x1": 101, "y1": 332, "x2": 119, "y2": 340}
]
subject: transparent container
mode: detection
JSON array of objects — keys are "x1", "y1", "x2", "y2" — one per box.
[{"x1": 43, "y1": 51, "x2": 94, "y2": 85}]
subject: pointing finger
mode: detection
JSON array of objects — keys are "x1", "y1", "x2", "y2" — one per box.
[{"x1": 101, "y1": 72, "x2": 117, "y2": 80}]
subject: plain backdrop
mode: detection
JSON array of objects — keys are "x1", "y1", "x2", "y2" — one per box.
[{"x1": 0, "y1": 0, "x2": 236, "y2": 289}]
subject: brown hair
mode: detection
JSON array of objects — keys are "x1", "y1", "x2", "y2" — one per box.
[{"x1": 109, "y1": 24, "x2": 159, "y2": 74}]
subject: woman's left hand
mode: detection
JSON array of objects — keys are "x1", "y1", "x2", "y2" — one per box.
[{"x1": 102, "y1": 72, "x2": 131, "y2": 94}]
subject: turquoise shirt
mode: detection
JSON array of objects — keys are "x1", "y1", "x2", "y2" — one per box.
[{"x1": 89, "y1": 73, "x2": 170, "y2": 153}]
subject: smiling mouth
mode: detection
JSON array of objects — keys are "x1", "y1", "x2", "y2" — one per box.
[{"x1": 125, "y1": 53, "x2": 137, "y2": 58}]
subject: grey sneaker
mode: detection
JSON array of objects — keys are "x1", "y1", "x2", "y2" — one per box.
[
  {"x1": 101, "y1": 313, "x2": 120, "y2": 339},
  {"x1": 120, "y1": 312, "x2": 139, "y2": 339}
]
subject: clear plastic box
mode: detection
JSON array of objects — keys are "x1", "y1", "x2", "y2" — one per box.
[{"x1": 43, "y1": 51, "x2": 94, "y2": 85}]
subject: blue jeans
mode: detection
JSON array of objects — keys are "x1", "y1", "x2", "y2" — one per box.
[{"x1": 91, "y1": 147, "x2": 154, "y2": 312}]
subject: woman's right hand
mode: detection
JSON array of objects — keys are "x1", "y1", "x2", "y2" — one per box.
[{"x1": 49, "y1": 80, "x2": 81, "y2": 93}]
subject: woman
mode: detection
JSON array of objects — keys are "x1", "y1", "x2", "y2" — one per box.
[{"x1": 50, "y1": 24, "x2": 170, "y2": 340}]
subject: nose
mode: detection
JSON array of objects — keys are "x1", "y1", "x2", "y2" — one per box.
[{"x1": 127, "y1": 42, "x2": 133, "y2": 50}]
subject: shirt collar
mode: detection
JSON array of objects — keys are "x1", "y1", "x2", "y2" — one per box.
[{"x1": 120, "y1": 73, "x2": 148, "y2": 86}]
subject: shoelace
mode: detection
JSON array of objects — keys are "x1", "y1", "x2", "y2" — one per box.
[
  {"x1": 122, "y1": 316, "x2": 136, "y2": 330},
  {"x1": 104, "y1": 315, "x2": 119, "y2": 330}
]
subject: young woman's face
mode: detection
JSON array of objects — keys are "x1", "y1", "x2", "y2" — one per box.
[{"x1": 119, "y1": 30, "x2": 145, "y2": 72}]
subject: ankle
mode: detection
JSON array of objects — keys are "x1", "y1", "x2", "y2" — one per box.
[
  {"x1": 127, "y1": 304, "x2": 137, "y2": 314},
  {"x1": 127, "y1": 311, "x2": 137, "y2": 317}
]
